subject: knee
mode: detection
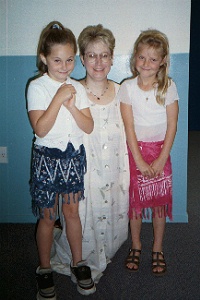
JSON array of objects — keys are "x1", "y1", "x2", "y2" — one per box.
[
  {"x1": 63, "y1": 209, "x2": 79, "y2": 222},
  {"x1": 40, "y1": 208, "x2": 56, "y2": 226}
]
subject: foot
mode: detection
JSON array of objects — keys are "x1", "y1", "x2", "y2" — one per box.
[
  {"x1": 125, "y1": 249, "x2": 141, "y2": 271},
  {"x1": 70, "y1": 261, "x2": 96, "y2": 295},
  {"x1": 152, "y1": 251, "x2": 167, "y2": 276},
  {"x1": 36, "y1": 267, "x2": 56, "y2": 300}
]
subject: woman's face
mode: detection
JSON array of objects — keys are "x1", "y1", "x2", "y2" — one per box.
[{"x1": 81, "y1": 40, "x2": 113, "y2": 81}]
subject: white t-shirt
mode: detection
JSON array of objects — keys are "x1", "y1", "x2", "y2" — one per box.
[
  {"x1": 118, "y1": 77, "x2": 179, "y2": 142},
  {"x1": 27, "y1": 74, "x2": 90, "y2": 151}
]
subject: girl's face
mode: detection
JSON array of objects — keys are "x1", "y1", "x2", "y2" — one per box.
[
  {"x1": 40, "y1": 43, "x2": 75, "y2": 82},
  {"x1": 81, "y1": 40, "x2": 113, "y2": 81},
  {"x1": 135, "y1": 44, "x2": 165, "y2": 81}
]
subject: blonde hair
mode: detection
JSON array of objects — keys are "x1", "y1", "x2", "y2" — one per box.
[
  {"x1": 78, "y1": 24, "x2": 115, "y2": 57},
  {"x1": 37, "y1": 21, "x2": 77, "y2": 74},
  {"x1": 130, "y1": 29, "x2": 171, "y2": 105}
]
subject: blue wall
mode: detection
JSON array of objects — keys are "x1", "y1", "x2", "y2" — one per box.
[{"x1": 0, "y1": 54, "x2": 189, "y2": 223}]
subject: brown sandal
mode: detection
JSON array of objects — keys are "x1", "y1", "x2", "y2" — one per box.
[
  {"x1": 152, "y1": 251, "x2": 167, "y2": 276},
  {"x1": 125, "y1": 249, "x2": 141, "y2": 272}
]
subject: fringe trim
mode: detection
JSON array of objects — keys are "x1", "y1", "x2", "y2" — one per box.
[
  {"x1": 128, "y1": 203, "x2": 172, "y2": 221},
  {"x1": 127, "y1": 141, "x2": 173, "y2": 221},
  {"x1": 32, "y1": 190, "x2": 85, "y2": 219},
  {"x1": 31, "y1": 142, "x2": 86, "y2": 219},
  {"x1": 137, "y1": 174, "x2": 172, "y2": 202}
]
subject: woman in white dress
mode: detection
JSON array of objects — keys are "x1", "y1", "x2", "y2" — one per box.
[{"x1": 51, "y1": 24, "x2": 129, "y2": 283}]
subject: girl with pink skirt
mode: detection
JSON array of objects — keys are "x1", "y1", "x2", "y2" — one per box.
[{"x1": 118, "y1": 29, "x2": 179, "y2": 275}]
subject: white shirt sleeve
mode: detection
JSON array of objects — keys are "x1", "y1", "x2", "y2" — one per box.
[
  {"x1": 165, "y1": 80, "x2": 179, "y2": 106},
  {"x1": 117, "y1": 80, "x2": 132, "y2": 105},
  {"x1": 27, "y1": 81, "x2": 47, "y2": 111}
]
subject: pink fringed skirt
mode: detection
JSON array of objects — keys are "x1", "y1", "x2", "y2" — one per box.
[{"x1": 128, "y1": 141, "x2": 172, "y2": 220}]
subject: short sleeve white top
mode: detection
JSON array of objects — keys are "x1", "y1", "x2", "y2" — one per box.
[
  {"x1": 27, "y1": 74, "x2": 90, "y2": 151},
  {"x1": 118, "y1": 77, "x2": 179, "y2": 142}
]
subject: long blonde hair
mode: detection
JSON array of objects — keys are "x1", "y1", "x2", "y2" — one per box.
[{"x1": 130, "y1": 29, "x2": 171, "y2": 105}]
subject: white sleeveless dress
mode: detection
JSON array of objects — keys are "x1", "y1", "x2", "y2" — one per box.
[{"x1": 51, "y1": 82, "x2": 130, "y2": 282}]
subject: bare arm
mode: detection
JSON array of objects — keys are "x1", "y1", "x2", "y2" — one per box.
[
  {"x1": 120, "y1": 102, "x2": 154, "y2": 178},
  {"x1": 151, "y1": 100, "x2": 179, "y2": 176},
  {"x1": 28, "y1": 83, "x2": 76, "y2": 137},
  {"x1": 67, "y1": 105, "x2": 94, "y2": 134}
]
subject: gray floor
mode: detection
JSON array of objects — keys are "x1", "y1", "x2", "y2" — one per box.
[{"x1": 1, "y1": 131, "x2": 200, "y2": 300}]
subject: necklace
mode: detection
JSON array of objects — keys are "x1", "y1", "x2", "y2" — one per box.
[
  {"x1": 85, "y1": 80, "x2": 109, "y2": 100},
  {"x1": 137, "y1": 77, "x2": 155, "y2": 101},
  {"x1": 144, "y1": 90, "x2": 151, "y2": 101}
]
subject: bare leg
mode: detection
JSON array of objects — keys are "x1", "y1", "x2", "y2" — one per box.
[
  {"x1": 152, "y1": 206, "x2": 166, "y2": 273},
  {"x1": 126, "y1": 216, "x2": 142, "y2": 270},
  {"x1": 62, "y1": 193, "x2": 82, "y2": 266},
  {"x1": 36, "y1": 199, "x2": 58, "y2": 268},
  {"x1": 152, "y1": 216, "x2": 166, "y2": 251}
]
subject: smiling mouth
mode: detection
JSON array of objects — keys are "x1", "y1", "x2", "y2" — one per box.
[{"x1": 94, "y1": 68, "x2": 104, "y2": 71}]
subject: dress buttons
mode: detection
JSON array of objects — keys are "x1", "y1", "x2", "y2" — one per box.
[{"x1": 103, "y1": 144, "x2": 108, "y2": 149}]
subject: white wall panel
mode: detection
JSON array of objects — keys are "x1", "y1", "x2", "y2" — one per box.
[{"x1": 1, "y1": 0, "x2": 191, "y2": 56}]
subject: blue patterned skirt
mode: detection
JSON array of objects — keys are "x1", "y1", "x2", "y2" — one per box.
[{"x1": 30, "y1": 142, "x2": 86, "y2": 218}]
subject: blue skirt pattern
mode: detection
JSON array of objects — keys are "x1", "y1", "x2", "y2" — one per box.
[{"x1": 30, "y1": 142, "x2": 86, "y2": 218}]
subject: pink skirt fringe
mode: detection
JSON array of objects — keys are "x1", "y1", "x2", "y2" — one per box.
[{"x1": 128, "y1": 141, "x2": 173, "y2": 220}]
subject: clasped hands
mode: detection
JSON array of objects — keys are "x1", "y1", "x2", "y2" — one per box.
[
  {"x1": 56, "y1": 83, "x2": 77, "y2": 109},
  {"x1": 138, "y1": 158, "x2": 165, "y2": 179}
]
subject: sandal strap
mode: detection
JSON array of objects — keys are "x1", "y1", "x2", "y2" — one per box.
[
  {"x1": 152, "y1": 251, "x2": 165, "y2": 261},
  {"x1": 126, "y1": 249, "x2": 141, "y2": 265},
  {"x1": 152, "y1": 251, "x2": 164, "y2": 256},
  {"x1": 152, "y1": 251, "x2": 166, "y2": 272},
  {"x1": 130, "y1": 248, "x2": 141, "y2": 254},
  {"x1": 152, "y1": 257, "x2": 165, "y2": 263}
]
